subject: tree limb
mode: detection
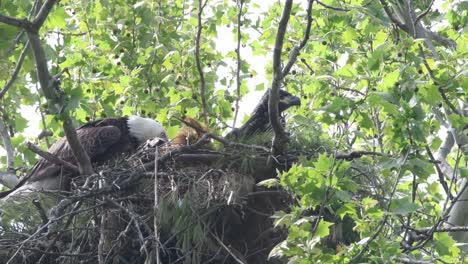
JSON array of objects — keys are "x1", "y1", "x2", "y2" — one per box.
[
  {"x1": 31, "y1": 0, "x2": 57, "y2": 31},
  {"x1": 195, "y1": 0, "x2": 209, "y2": 126},
  {"x1": 26, "y1": 142, "x2": 79, "y2": 173},
  {"x1": 0, "y1": 118, "x2": 18, "y2": 188},
  {"x1": 269, "y1": 0, "x2": 293, "y2": 156},
  {"x1": 281, "y1": 0, "x2": 314, "y2": 77},
  {"x1": 379, "y1": 0, "x2": 407, "y2": 30},
  {"x1": 414, "y1": 0, "x2": 435, "y2": 25},
  {"x1": 0, "y1": 15, "x2": 32, "y2": 29},
  {"x1": 425, "y1": 145, "x2": 452, "y2": 200},
  {"x1": 232, "y1": 0, "x2": 244, "y2": 128},
  {"x1": 316, "y1": 0, "x2": 349, "y2": 12},
  {"x1": 24, "y1": 1, "x2": 94, "y2": 176}
]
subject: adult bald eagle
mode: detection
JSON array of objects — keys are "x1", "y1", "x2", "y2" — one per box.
[{"x1": 1, "y1": 116, "x2": 167, "y2": 198}]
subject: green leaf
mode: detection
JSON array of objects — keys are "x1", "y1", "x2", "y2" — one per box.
[
  {"x1": 390, "y1": 197, "x2": 420, "y2": 216},
  {"x1": 315, "y1": 220, "x2": 333, "y2": 238}
]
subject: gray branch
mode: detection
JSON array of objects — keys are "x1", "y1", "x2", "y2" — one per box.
[
  {"x1": 0, "y1": 118, "x2": 18, "y2": 188},
  {"x1": 268, "y1": 0, "x2": 293, "y2": 156}
]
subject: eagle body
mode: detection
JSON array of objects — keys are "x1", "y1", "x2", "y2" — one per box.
[{"x1": 3, "y1": 116, "x2": 167, "y2": 197}]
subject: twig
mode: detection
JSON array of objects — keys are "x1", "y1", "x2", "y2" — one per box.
[
  {"x1": 154, "y1": 145, "x2": 161, "y2": 264},
  {"x1": 35, "y1": 83, "x2": 51, "y2": 147},
  {"x1": 379, "y1": 0, "x2": 408, "y2": 30},
  {"x1": 414, "y1": 0, "x2": 435, "y2": 25},
  {"x1": 32, "y1": 198, "x2": 49, "y2": 226},
  {"x1": 425, "y1": 145, "x2": 452, "y2": 199},
  {"x1": 232, "y1": 0, "x2": 244, "y2": 128},
  {"x1": 176, "y1": 116, "x2": 270, "y2": 152},
  {"x1": 417, "y1": 44, "x2": 461, "y2": 116},
  {"x1": 316, "y1": 0, "x2": 349, "y2": 11},
  {"x1": 350, "y1": 151, "x2": 409, "y2": 263},
  {"x1": 335, "y1": 151, "x2": 383, "y2": 160},
  {"x1": 281, "y1": 0, "x2": 314, "y2": 77},
  {"x1": 195, "y1": 0, "x2": 209, "y2": 126},
  {"x1": 0, "y1": 41, "x2": 30, "y2": 100},
  {"x1": 26, "y1": 142, "x2": 79, "y2": 173},
  {"x1": 210, "y1": 231, "x2": 247, "y2": 264}
]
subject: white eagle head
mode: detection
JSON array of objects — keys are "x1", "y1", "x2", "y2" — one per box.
[{"x1": 127, "y1": 115, "x2": 168, "y2": 143}]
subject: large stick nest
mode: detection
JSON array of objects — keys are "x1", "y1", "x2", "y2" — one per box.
[
  {"x1": 0, "y1": 90, "x2": 302, "y2": 264},
  {"x1": 0, "y1": 140, "x2": 292, "y2": 264}
]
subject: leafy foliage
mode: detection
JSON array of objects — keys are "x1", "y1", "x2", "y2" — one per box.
[{"x1": 0, "y1": 0, "x2": 466, "y2": 263}]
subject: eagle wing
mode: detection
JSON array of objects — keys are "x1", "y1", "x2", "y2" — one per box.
[{"x1": 29, "y1": 125, "x2": 122, "y2": 182}]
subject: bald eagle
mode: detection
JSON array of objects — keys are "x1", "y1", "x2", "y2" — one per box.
[{"x1": 1, "y1": 116, "x2": 167, "y2": 198}]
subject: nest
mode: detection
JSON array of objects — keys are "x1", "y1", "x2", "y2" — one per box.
[{"x1": 0, "y1": 141, "x2": 291, "y2": 264}]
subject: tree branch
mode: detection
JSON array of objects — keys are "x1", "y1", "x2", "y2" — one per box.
[
  {"x1": 232, "y1": 0, "x2": 244, "y2": 128},
  {"x1": 26, "y1": 142, "x2": 79, "y2": 173},
  {"x1": 425, "y1": 145, "x2": 452, "y2": 200},
  {"x1": 0, "y1": 15, "x2": 32, "y2": 29},
  {"x1": 316, "y1": 0, "x2": 349, "y2": 11},
  {"x1": 269, "y1": 0, "x2": 293, "y2": 156},
  {"x1": 195, "y1": 0, "x2": 209, "y2": 126},
  {"x1": 0, "y1": 41, "x2": 30, "y2": 100},
  {"x1": 379, "y1": 0, "x2": 407, "y2": 30},
  {"x1": 31, "y1": 0, "x2": 57, "y2": 31},
  {"x1": 25, "y1": 5, "x2": 94, "y2": 176},
  {"x1": 0, "y1": 118, "x2": 18, "y2": 188},
  {"x1": 414, "y1": 0, "x2": 435, "y2": 25},
  {"x1": 281, "y1": 0, "x2": 314, "y2": 77}
]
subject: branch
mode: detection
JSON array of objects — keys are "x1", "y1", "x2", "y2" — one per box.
[
  {"x1": 195, "y1": 0, "x2": 209, "y2": 126},
  {"x1": 0, "y1": 41, "x2": 30, "y2": 100},
  {"x1": 379, "y1": 0, "x2": 408, "y2": 30},
  {"x1": 31, "y1": 0, "x2": 57, "y2": 31},
  {"x1": 281, "y1": 0, "x2": 313, "y2": 77},
  {"x1": 417, "y1": 44, "x2": 461, "y2": 116},
  {"x1": 316, "y1": 0, "x2": 350, "y2": 11},
  {"x1": 0, "y1": 117, "x2": 18, "y2": 189},
  {"x1": 153, "y1": 145, "x2": 161, "y2": 264},
  {"x1": 26, "y1": 7, "x2": 94, "y2": 176},
  {"x1": 0, "y1": 118, "x2": 15, "y2": 173},
  {"x1": 232, "y1": 0, "x2": 244, "y2": 128},
  {"x1": 26, "y1": 142, "x2": 79, "y2": 173},
  {"x1": 269, "y1": 0, "x2": 293, "y2": 156},
  {"x1": 335, "y1": 151, "x2": 383, "y2": 160},
  {"x1": 425, "y1": 145, "x2": 452, "y2": 200},
  {"x1": 350, "y1": 151, "x2": 409, "y2": 262},
  {"x1": 414, "y1": 0, "x2": 435, "y2": 25},
  {"x1": 0, "y1": 15, "x2": 32, "y2": 29}
]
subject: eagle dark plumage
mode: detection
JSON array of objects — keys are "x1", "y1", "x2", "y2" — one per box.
[
  {"x1": 1, "y1": 116, "x2": 167, "y2": 198},
  {"x1": 225, "y1": 89, "x2": 301, "y2": 140}
]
